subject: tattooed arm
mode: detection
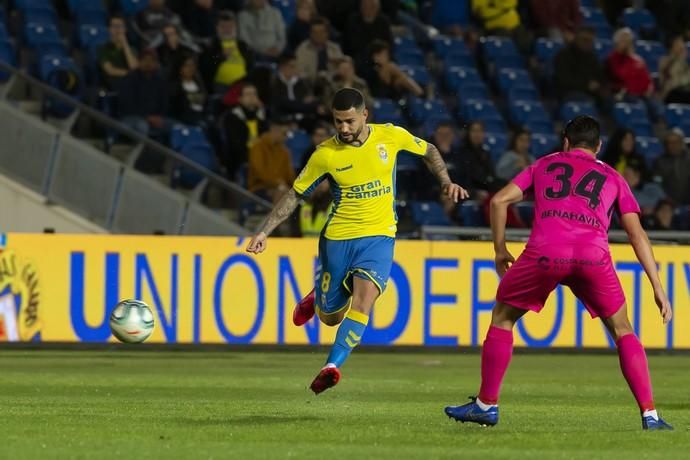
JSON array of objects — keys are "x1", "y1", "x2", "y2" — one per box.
[
  {"x1": 423, "y1": 142, "x2": 469, "y2": 202},
  {"x1": 246, "y1": 189, "x2": 301, "y2": 254}
]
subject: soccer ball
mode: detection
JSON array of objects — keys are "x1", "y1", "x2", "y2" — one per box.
[{"x1": 109, "y1": 299, "x2": 155, "y2": 344}]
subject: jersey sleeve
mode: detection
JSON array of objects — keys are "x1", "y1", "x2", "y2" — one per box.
[
  {"x1": 512, "y1": 163, "x2": 536, "y2": 192},
  {"x1": 616, "y1": 175, "x2": 641, "y2": 215},
  {"x1": 391, "y1": 125, "x2": 428, "y2": 157},
  {"x1": 293, "y1": 148, "x2": 329, "y2": 197}
]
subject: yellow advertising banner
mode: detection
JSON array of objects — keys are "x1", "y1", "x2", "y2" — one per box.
[{"x1": 0, "y1": 233, "x2": 687, "y2": 348}]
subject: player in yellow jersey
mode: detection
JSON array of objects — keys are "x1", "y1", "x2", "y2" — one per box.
[{"x1": 246, "y1": 88, "x2": 469, "y2": 393}]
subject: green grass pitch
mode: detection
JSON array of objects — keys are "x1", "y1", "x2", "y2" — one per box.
[{"x1": 0, "y1": 350, "x2": 687, "y2": 459}]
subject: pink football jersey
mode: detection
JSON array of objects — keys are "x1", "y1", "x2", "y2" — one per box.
[{"x1": 512, "y1": 149, "x2": 640, "y2": 250}]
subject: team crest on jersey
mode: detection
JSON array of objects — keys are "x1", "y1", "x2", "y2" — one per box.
[
  {"x1": 413, "y1": 137, "x2": 423, "y2": 146},
  {"x1": 377, "y1": 144, "x2": 388, "y2": 163}
]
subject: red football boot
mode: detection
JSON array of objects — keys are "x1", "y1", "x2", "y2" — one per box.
[
  {"x1": 292, "y1": 288, "x2": 315, "y2": 326},
  {"x1": 310, "y1": 365, "x2": 341, "y2": 394}
]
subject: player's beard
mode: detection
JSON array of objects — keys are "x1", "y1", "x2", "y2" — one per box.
[{"x1": 340, "y1": 125, "x2": 364, "y2": 146}]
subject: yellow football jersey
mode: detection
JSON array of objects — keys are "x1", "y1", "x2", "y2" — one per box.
[{"x1": 293, "y1": 124, "x2": 428, "y2": 240}]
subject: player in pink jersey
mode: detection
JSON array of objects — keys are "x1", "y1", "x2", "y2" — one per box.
[{"x1": 444, "y1": 116, "x2": 674, "y2": 430}]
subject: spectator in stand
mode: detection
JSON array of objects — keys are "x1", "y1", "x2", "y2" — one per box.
[
  {"x1": 288, "y1": 0, "x2": 317, "y2": 51},
  {"x1": 659, "y1": 36, "x2": 690, "y2": 104},
  {"x1": 300, "y1": 181, "x2": 332, "y2": 236},
  {"x1": 98, "y1": 15, "x2": 138, "y2": 90},
  {"x1": 296, "y1": 17, "x2": 343, "y2": 84},
  {"x1": 343, "y1": 0, "x2": 394, "y2": 65},
  {"x1": 157, "y1": 24, "x2": 197, "y2": 78},
  {"x1": 496, "y1": 128, "x2": 535, "y2": 181},
  {"x1": 169, "y1": 55, "x2": 207, "y2": 125},
  {"x1": 183, "y1": 0, "x2": 218, "y2": 44},
  {"x1": 415, "y1": 122, "x2": 463, "y2": 217},
  {"x1": 653, "y1": 130, "x2": 690, "y2": 205},
  {"x1": 601, "y1": 128, "x2": 648, "y2": 178},
  {"x1": 606, "y1": 28, "x2": 661, "y2": 119},
  {"x1": 298, "y1": 122, "x2": 333, "y2": 171},
  {"x1": 238, "y1": 0, "x2": 286, "y2": 60},
  {"x1": 644, "y1": 0, "x2": 690, "y2": 42},
  {"x1": 472, "y1": 0, "x2": 531, "y2": 53},
  {"x1": 529, "y1": 0, "x2": 582, "y2": 42},
  {"x1": 134, "y1": 0, "x2": 196, "y2": 50},
  {"x1": 248, "y1": 118, "x2": 295, "y2": 202},
  {"x1": 553, "y1": 28, "x2": 607, "y2": 103},
  {"x1": 366, "y1": 40, "x2": 424, "y2": 99},
  {"x1": 220, "y1": 83, "x2": 267, "y2": 177},
  {"x1": 318, "y1": 56, "x2": 372, "y2": 108},
  {"x1": 459, "y1": 121, "x2": 504, "y2": 197},
  {"x1": 270, "y1": 53, "x2": 326, "y2": 125},
  {"x1": 118, "y1": 49, "x2": 170, "y2": 139},
  {"x1": 645, "y1": 199, "x2": 675, "y2": 230},
  {"x1": 199, "y1": 11, "x2": 252, "y2": 93},
  {"x1": 623, "y1": 163, "x2": 667, "y2": 216}
]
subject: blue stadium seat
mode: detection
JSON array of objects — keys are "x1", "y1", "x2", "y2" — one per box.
[
  {"x1": 613, "y1": 101, "x2": 648, "y2": 124},
  {"x1": 531, "y1": 133, "x2": 560, "y2": 157},
  {"x1": 0, "y1": 39, "x2": 16, "y2": 81},
  {"x1": 593, "y1": 38, "x2": 613, "y2": 60},
  {"x1": 78, "y1": 24, "x2": 108, "y2": 50},
  {"x1": 35, "y1": 40, "x2": 68, "y2": 59},
  {"x1": 635, "y1": 136, "x2": 663, "y2": 167},
  {"x1": 431, "y1": 0, "x2": 470, "y2": 28},
  {"x1": 580, "y1": 0, "x2": 596, "y2": 6},
  {"x1": 395, "y1": 47, "x2": 425, "y2": 67},
  {"x1": 534, "y1": 38, "x2": 564, "y2": 66},
  {"x1": 14, "y1": 0, "x2": 50, "y2": 11},
  {"x1": 525, "y1": 119, "x2": 554, "y2": 135},
  {"x1": 443, "y1": 48, "x2": 475, "y2": 68},
  {"x1": 118, "y1": 0, "x2": 149, "y2": 16},
  {"x1": 560, "y1": 100, "x2": 598, "y2": 121},
  {"x1": 483, "y1": 131, "x2": 508, "y2": 163},
  {"x1": 372, "y1": 98, "x2": 405, "y2": 125},
  {"x1": 458, "y1": 200, "x2": 485, "y2": 226},
  {"x1": 460, "y1": 99, "x2": 504, "y2": 127},
  {"x1": 481, "y1": 119, "x2": 508, "y2": 133},
  {"x1": 481, "y1": 36, "x2": 520, "y2": 60},
  {"x1": 514, "y1": 202, "x2": 535, "y2": 226},
  {"x1": 273, "y1": 0, "x2": 296, "y2": 25},
  {"x1": 0, "y1": 23, "x2": 9, "y2": 40},
  {"x1": 622, "y1": 8, "x2": 657, "y2": 35},
  {"x1": 170, "y1": 124, "x2": 208, "y2": 150},
  {"x1": 673, "y1": 206, "x2": 690, "y2": 230},
  {"x1": 408, "y1": 97, "x2": 451, "y2": 126},
  {"x1": 507, "y1": 85, "x2": 540, "y2": 104},
  {"x1": 285, "y1": 129, "x2": 311, "y2": 170},
  {"x1": 497, "y1": 67, "x2": 533, "y2": 94},
  {"x1": 23, "y1": 6, "x2": 59, "y2": 27},
  {"x1": 635, "y1": 40, "x2": 664, "y2": 75},
  {"x1": 493, "y1": 54, "x2": 527, "y2": 71},
  {"x1": 433, "y1": 36, "x2": 470, "y2": 59},
  {"x1": 457, "y1": 81, "x2": 490, "y2": 102},
  {"x1": 510, "y1": 100, "x2": 551, "y2": 126},
  {"x1": 24, "y1": 22, "x2": 61, "y2": 48},
  {"x1": 39, "y1": 55, "x2": 83, "y2": 117},
  {"x1": 581, "y1": 7, "x2": 612, "y2": 38},
  {"x1": 445, "y1": 65, "x2": 481, "y2": 91},
  {"x1": 397, "y1": 151, "x2": 423, "y2": 172},
  {"x1": 664, "y1": 103, "x2": 690, "y2": 128},
  {"x1": 174, "y1": 143, "x2": 217, "y2": 188},
  {"x1": 421, "y1": 115, "x2": 454, "y2": 137},
  {"x1": 410, "y1": 201, "x2": 451, "y2": 226},
  {"x1": 400, "y1": 65, "x2": 431, "y2": 86}
]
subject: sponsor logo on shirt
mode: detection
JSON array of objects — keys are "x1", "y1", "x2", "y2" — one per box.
[
  {"x1": 541, "y1": 209, "x2": 602, "y2": 228},
  {"x1": 336, "y1": 165, "x2": 353, "y2": 172},
  {"x1": 344, "y1": 179, "x2": 392, "y2": 199}
]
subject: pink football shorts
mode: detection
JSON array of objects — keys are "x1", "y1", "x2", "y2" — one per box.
[{"x1": 496, "y1": 244, "x2": 626, "y2": 319}]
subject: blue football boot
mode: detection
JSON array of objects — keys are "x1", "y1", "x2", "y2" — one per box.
[
  {"x1": 642, "y1": 415, "x2": 674, "y2": 431},
  {"x1": 445, "y1": 397, "x2": 499, "y2": 427}
]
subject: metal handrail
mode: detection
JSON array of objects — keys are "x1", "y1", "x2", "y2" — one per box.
[{"x1": 0, "y1": 61, "x2": 272, "y2": 213}]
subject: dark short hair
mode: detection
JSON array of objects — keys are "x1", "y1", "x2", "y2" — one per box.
[
  {"x1": 311, "y1": 17, "x2": 329, "y2": 28},
  {"x1": 278, "y1": 53, "x2": 296, "y2": 67},
  {"x1": 269, "y1": 116, "x2": 290, "y2": 127},
  {"x1": 109, "y1": 14, "x2": 125, "y2": 25},
  {"x1": 218, "y1": 10, "x2": 236, "y2": 22},
  {"x1": 564, "y1": 115, "x2": 600, "y2": 150},
  {"x1": 370, "y1": 39, "x2": 390, "y2": 55},
  {"x1": 510, "y1": 127, "x2": 531, "y2": 150},
  {"x1": 331, "y1": 87, "x2": 365, "y2": 111}
]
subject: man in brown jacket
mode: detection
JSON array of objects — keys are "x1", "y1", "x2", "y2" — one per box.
[{"x1": 248, "y1": 118, "x2": 295, "y2": 202}]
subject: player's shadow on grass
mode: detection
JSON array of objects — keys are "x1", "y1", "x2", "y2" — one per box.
[{"x1": 180, "y1": 415, "x2": 324, "y2": 426}]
